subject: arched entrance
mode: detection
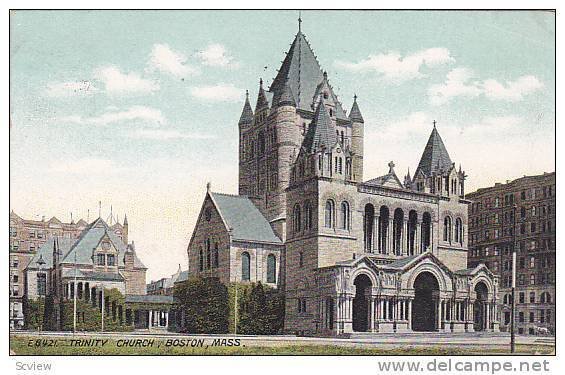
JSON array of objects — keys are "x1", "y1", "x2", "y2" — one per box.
[
  {"x1": 352, "y1": 274, "x2": 372, "y2": 332},
  {"x1": 474, "y1": 282, "x2": 488, "y2": 331},
  {"x1": 412, "y1": 271, "x2": 440, "y2": 331}
]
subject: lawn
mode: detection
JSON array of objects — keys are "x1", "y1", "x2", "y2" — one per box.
[{"x1": 10, "y1": 335, "x2": 553, "y2": 356}]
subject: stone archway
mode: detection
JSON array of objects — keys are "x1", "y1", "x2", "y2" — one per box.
[
  {"x1": 474, "y1": 282, "x2": 488, "y2": 331},
  {"x1": 352, "y1": 274, "x2": 372, "y2": 332},
  {"x1": 412, "y1": 271, "x2": 440, "y2": 332}
]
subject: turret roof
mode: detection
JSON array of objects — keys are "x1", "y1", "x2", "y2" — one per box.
[
  {"x1": 349, "y1": 95, "x2": 364, "y2": 123},
  {"x1": 414, "y1": 125, "x2": 453, "y2": 177},
  {"x1": 302, "y1": 99, "x2": 338, "y2": 152},
  {"x1": 239, "y1": 90, "x2": 254, "y2": 125}
]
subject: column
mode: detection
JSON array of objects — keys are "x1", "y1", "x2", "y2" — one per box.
[
  {"x1": 407, "y1": 300, "x2": 413, "y2": 330},
  {"x1": 437, "y1": 299, "x2": 442, "y2": 330},
  {"x1": 148, "y1": 310, "x2": 153, "y2": 329},
  {"x1": 369, "y1": 298, "x2": 375, "y2": 332},
  {"x1": 429, "y1": 222, "x2": 435, "y2": 253},
  {"x1": 372, "y1": 216, "x2": 379, "y2": 253},
  {"x1": 388, "y1": 219, "x2": 394, "y2": 254},
  {"x1": 380, "y1": 299, "x2": 385, "y2": 320},
  {"x1": 402, "y1": 219, "x2": 408, "y2": 255},
  {"x1": 415, "y1": 221, "x2": 421, "y2": 254}
]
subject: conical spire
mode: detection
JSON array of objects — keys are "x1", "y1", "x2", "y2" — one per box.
[
  {"x1": 276, "y1": 81, "x2": 296, "y2": 107},
  {"x1": 123, "y1": 213, "x2": 128, "y2": 225},
  {"x1": 414, "y1": 123, "x2": 453, "y2": 177},
  {"x1": 302, "y1": 96, "x2": 337, "y2": 152},
  {"x1": 349, "y1": 94, "x2": 364, "y2": 123},
  {"x1": 238, "y1": 90, "x2": 254, "y2": 125},
  {"x1": 255, "y1": 79, "x2": 270, "y2": 111}
]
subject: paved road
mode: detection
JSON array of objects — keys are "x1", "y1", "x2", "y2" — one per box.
[{"x1": 11, "y1": 330, "x2": 554, "y2": 349}]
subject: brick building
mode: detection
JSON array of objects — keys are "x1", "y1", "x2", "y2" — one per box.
[
  {"x1": 9, "y1": 212, "x2": 89, "y2": 329},
  {"x1": 467, "y1": 172, "x2": 555, "y2": 335},
  {"x1": 187, "y1": 26, "x2": 499, "y2": 336}
]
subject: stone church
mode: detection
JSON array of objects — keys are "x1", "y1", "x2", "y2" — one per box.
[{"x1": 187, "y1": 26, "x2": 499, "y2": 336}]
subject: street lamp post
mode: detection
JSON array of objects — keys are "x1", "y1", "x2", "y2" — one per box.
[
  {"x1": 510, "y1": 204, "x2": 517, "y2": 353},
  {"x1": 36, "y1": 254, "x2": 46, "y2": 335}
]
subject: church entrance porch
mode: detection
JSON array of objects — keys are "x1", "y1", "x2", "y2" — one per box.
[
  {"x1": 474, "y1": 282, "x2": 488, "y2": 332},
  {"x1": 412, "y1": 271, "x2": 440, "y2": 332},
  {"x1": 352, "y1": 274, "x2": 372, "y2": 332}
]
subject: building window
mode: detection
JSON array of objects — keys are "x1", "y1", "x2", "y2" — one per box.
[
  {"x1": 454, "y1": 218, "x2": 463, "y2": 244},
  {"x1": 37, "y1": 273, "x2": 47, "y2": 296},
  {"x1": 443, "y1": 216, "x2": 452, "y2": 242},
  {"x1": 199, "y1": 247, "x2": 204, "y2": 272},
  {"x1": 299, "y1": 252, "x2": 304, "y2": 267},
  {"x1": 519, "y1": 292, "x2": 525, "y2": 304},
  {"x1": 324, "y1": 199, "x2": 335, "y2": 228},
  {"x1": 340, "y1": 201, "x2": 350, "y2": 230},
  {"x1": 529, "y1": 312, "x2": 535, "y2": 323},
  {"x1": 107, "y1": 254, "x2": 116, "y2": 266},
  {"x1": 293, "y1": 204, "x2": 302, "y2": 233},
  {"x1": 10, "y1": 226, "x2": 17, "y2": 237},
  {"x1": 530, "y1": 274, "x2": 536, "y2": 285},
  {"x1": 267, "y1": 254, "x2": 276, "y2": 283},
  {"x1": 530, "y1": 292, "x2": 536, "y2": 303},
  {"x1": 213, "y1": 243, "x2": 219, "y2": 268},
  {"x1": 241, "y1": 252, "x2": 251, "y2": 281},
  {"x1": 304, "y1": 202, "x2": 313, "y2": 230},
  {"x1": 97, "y1": 254, "x2": 105, "y2": 266},
  {"x1": 206, "y1": 239, "x2": 211, "y2": 270}
]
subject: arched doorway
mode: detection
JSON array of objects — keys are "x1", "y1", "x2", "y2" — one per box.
[
  {"x1": 474, "y1": 282, "x2": 488, "y2": 331},
  {"x1": 412, "y1": 271, "x2": 440, "y2": 331},
  {"x1": 352, "y1": 274, "x2": 372, "y2": 332}
]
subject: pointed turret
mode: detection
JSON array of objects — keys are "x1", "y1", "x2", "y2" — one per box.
[
  {"x1": 276, "y1": 81, "x2": 296, "y2": 107},
  {"x1": 123, "y1": 213, "x2": 129, "y2": 245},
  {"x1": 404, "y1": 168, "x2": 412, "y2": 188},
  {"x1": 414, "y1": 122, "x2": 453, "y2": 177},
  {"x1": 303, "y1": 96, "x2": 337, "y2": 152},
  {"x1": 255, "y1": 79, "x2": 270, "y2": 112},
  {"x1": 349, "y1": 94, "x2": 364, "y2": 123},
  {"x1": 238, "y1": 90, "x2": 254, "y2": 125}
]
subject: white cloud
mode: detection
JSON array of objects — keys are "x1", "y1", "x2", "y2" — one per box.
[
  {"x1": 93, "y1": 65, "x2": 159, "y2": 95},
  {"x1": 49, "y1": 158, "x2": 125, "y2": 174},
  {"x1": 60, "y1": 106, "x2": 165, "y2": 126},
  {"x1": 197, "y1": 43, "x2": 239, "y2": 68},
  {"x1": 148, "y1": 43, "x2": 198, "y2": 78},
  {"x1": 429, "y1": 69, "x2": 544, "y2": 105},
  {"x1": 189, "y1": 83, "x2": 242, "y2": 102},
  {"x1": 128, "y1": 129, "x2": 215, "y2": 140},
  {"x1": 428, "y1": 68, "x2": 482, "y2": 105},
  {"x1": 481, "y1": 75, "x2": 544, "y2": 101},
  {"x1": 44, "y1": 80, "x2": 98, "y2": 97},
  {"x1": 335, "y1": 47, "x2": 454, "y2": 82}
]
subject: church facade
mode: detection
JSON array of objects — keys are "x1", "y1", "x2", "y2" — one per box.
[{"x1": 187, "y1": 27, "x2": 500, "y2": 336}]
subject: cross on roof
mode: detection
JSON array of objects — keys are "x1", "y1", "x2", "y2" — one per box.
[
  {"x1": 433, "y1": 120, "x2": 437, "y2": 128},
  {"x1": 298, "y1": 11, "x2": 302, "y2": 32}
]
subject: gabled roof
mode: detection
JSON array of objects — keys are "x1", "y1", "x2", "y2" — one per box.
[
  {"x1": 175, "y1": 270, "x2": 189, "y2": 284},
  {"x1": 302, "y1": 99, "x2": 337, "y2": 152},
  {"x1": 209, "y1": 192, "x2": 282, "y2": 244},
  {"x1": 27, "y1": 237, "x2": 75, "y2": 270},
  {"x1": 269, "y1": 32, "x2": 347, "y2": 120},
  {"x1": 454, "y1": 263, "x2": 495, "y2": 278},
  {"x1": 365, "y1": 162, "x2": 404, "y2": 189},
  {"x1": 60, "y1": 217, "x2": 145, "y2": 268},
  {"x1": 415, "y1": 126, "x2": 453, "y2": 177},
  {"x1": 238, "y1": 91, "x2": 254, "y2": 125}
]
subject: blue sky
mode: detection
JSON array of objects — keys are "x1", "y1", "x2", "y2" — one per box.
[{"x1": 10, "y1": 10, "x2": 555, "y2": 280}]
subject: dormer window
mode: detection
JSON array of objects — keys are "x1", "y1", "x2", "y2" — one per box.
[
  {"x1": 96, "y1": 254, "x2": 105, "y2": 266},
  {"x1": 107, "y1": 254, "x2": 116, "y2": 266},
  {"x1": 323, "y1": 92, "x2": 328, "y2": 99}
]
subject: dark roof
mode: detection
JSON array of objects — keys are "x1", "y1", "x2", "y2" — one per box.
[
  {"x1": 276, "y1": 81, "x2": 297, "y2": 107},
  {"x1": 238, "y1": 91, "x2": 254, "y2": 125},
  {"x1": 125, "y1": 294, "x2": 175, "y2": 304},
  {"x1": 255, "y1": 80, "x2": 270, "y2": 111},
  {"x1": 349, "y1": 96, "x2": 364, "y2": 123},
  {"x1": 414, "y1": 126, "x2": 453, "y2": 177},
  {"x1": 269, "y1": 32, "x2": 347, "y2": 120},
  {"x1": 27, "y1": 237, "x2": 75, "y2": 269},
  {"x1": 62, "y1": 269, "x2": 124, "y2": 281},
  {"x1": 365, "y1": 162, "x2": 403, "y2": 188},
  {"x1": 175, "y1": 270, "x2": 189, "y2": 284},
  {"x1": 210, "y1": 192, "x2": 282, "y2": 244},
  {"x1": 386, "y1": 254, "x2": 420, "y2": 269},
  {"x1": 302, "y1": 100, "x2": 337, "y2": 152}
]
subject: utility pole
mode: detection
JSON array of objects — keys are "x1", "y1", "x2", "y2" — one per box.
[
  {"x1": 234, "y1": 283, "x2": 238, "y2": 335},
  {"x1": 101, "y1": 286, "x2": 105, "y2": 332},
  {"x1": 510, "y1": 203, "x2": 517, "y2": 353},
  {"x1": 73, "y1": 251, "x2": 78, "y2": 335},
  {"x1": 36, "y1": 254, "x2": 46, "y2": 335}
]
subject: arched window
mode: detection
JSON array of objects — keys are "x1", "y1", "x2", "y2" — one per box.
[
  {"x1": 443, "y1": 216, "x2": 452, "y2": 242},
  {"x1": 206, "y1": 239, "x2": 211, "y2": 269},
  {"x1": 241, "y1": 252, "x2": 250, "y2": 281},
  {"x1": 213, "y1": 243, "x2": 219, "y2": 268},
  {"x1": 267, "y1": 254, "x2": 276, "y2": 283},
  {"x1": 293, "y1": 204, "x2": 302, "y2": 233},
  {"x1": 340, "y1": 201, "x2": 350, "y2": 230},
  {"x1": 325, "y1": 200, "x2": 335, "y2": 228},
  {"x1": 304, "y1": 202, "x2": 313, "y2": 230},
  {"x1": 455, "y1": 218, "x2": 463, "y2": 244},
  {"x1": 258, "y1": 132, "x2": 265, "y2": 155},
  {"x1": 199, "y1": 247, "x2": 204, "y2": 271}
]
